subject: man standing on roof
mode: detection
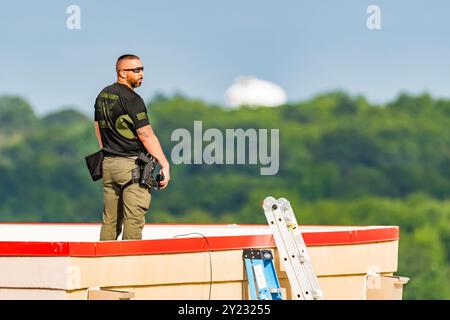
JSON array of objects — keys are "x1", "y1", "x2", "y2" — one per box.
[{"x1": 94, "y1": 54, "x2": 171, "y2": 241}]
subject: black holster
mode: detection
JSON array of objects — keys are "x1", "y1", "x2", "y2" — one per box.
[{"x1": 136, "y1": 152, "x2": 158, "y2": 189}]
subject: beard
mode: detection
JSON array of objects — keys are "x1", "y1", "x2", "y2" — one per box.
[{"x1": 131, "y1": 78, "x2": 143, "y2": 88}]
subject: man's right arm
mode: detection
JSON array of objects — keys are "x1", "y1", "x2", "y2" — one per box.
[
  {"x1": 95, "y1": 121, "x2": 103, "y2": 148},
  {"x1": 136, "y1": 124, "x2": 171, "y2": 189}
]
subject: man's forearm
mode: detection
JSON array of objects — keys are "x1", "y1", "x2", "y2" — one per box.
[
  {"x1": 144, "y1": 136, "x2": 169, "y2": 167},
  {"x1": 136, "y1": 124, "x2": 171, "y2": 189},
  {"x1": 136, "y1": 125, "x2": 170, "y2": 168},
  {"x1": 141, "y1": 134, "x2": 170, "y2": 168}
]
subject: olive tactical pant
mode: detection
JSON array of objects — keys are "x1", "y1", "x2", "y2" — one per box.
[{"x1": 100, "y1": 156, "x2": 151, "y2": 241}]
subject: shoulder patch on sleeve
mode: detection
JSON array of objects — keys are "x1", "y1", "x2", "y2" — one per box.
[{"x1": 136, "y1": 112, "x2": 148, "y2": 121}]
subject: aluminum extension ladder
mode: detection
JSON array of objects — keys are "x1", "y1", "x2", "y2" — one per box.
[
  {"x1": 243, "y1": 248, "x2": 283, "y2": 300},
  {"x1": 262, "y1": 196, "x2": 323, "y2": 300}
]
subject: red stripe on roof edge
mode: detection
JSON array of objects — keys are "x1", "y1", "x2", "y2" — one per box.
[{"x1": 0, "y1": 227, "x2": 399, "y2": 257}]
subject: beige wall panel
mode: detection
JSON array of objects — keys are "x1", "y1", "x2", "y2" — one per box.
[
  {"x1": 276, "y1": 241, "x2": 398, "y2": 276},
  {"x1": 0, "y1": 257, "x2": 70, "y2": 289},
  {"x1": 96, "y1": 282, "x2": 244, "y2": 300},
  {"x1": 69, "y1": 250, "x2": 244, "y2": 290},
  {"x1": 0, "y1": 288, "x2": 68, "y2": 300}
]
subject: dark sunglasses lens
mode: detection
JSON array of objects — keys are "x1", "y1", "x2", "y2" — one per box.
[{"x1": 133, "y1": 67, "x2": 144, "y2": 73}]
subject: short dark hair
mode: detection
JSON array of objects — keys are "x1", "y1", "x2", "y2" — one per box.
[
  {"x1": 116, "y1": 54, "x2": 140, "y2": 71},
  {"x1": 117, "y1": 54, "x2": 140, "y2": 62}
]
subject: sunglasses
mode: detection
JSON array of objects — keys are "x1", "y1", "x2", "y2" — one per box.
[{"x1": 122, "y1": 67, "x2": 144, "y2": 73}]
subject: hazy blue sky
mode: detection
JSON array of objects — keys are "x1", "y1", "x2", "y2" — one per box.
[{"x1": 0, "y1": 0, "x2": 449, "y2": 115}]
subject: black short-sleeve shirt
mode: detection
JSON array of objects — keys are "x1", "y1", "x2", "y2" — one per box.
[{"x1": 94, "y1": 83, "x2": 150, "y2": 156}]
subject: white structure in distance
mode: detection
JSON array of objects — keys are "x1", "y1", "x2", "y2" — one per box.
[{"x1": 225, "y1": 76, "x2": 287, "y2": 108}]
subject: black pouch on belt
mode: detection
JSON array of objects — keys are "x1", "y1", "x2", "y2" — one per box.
[{"x1": 85, "y1": 150, "x2": 104, "y2": 181}]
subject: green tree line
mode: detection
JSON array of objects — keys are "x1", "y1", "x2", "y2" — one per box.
[{"x1": 0, "y1": 92, "x2": 449, "y2": 299}]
